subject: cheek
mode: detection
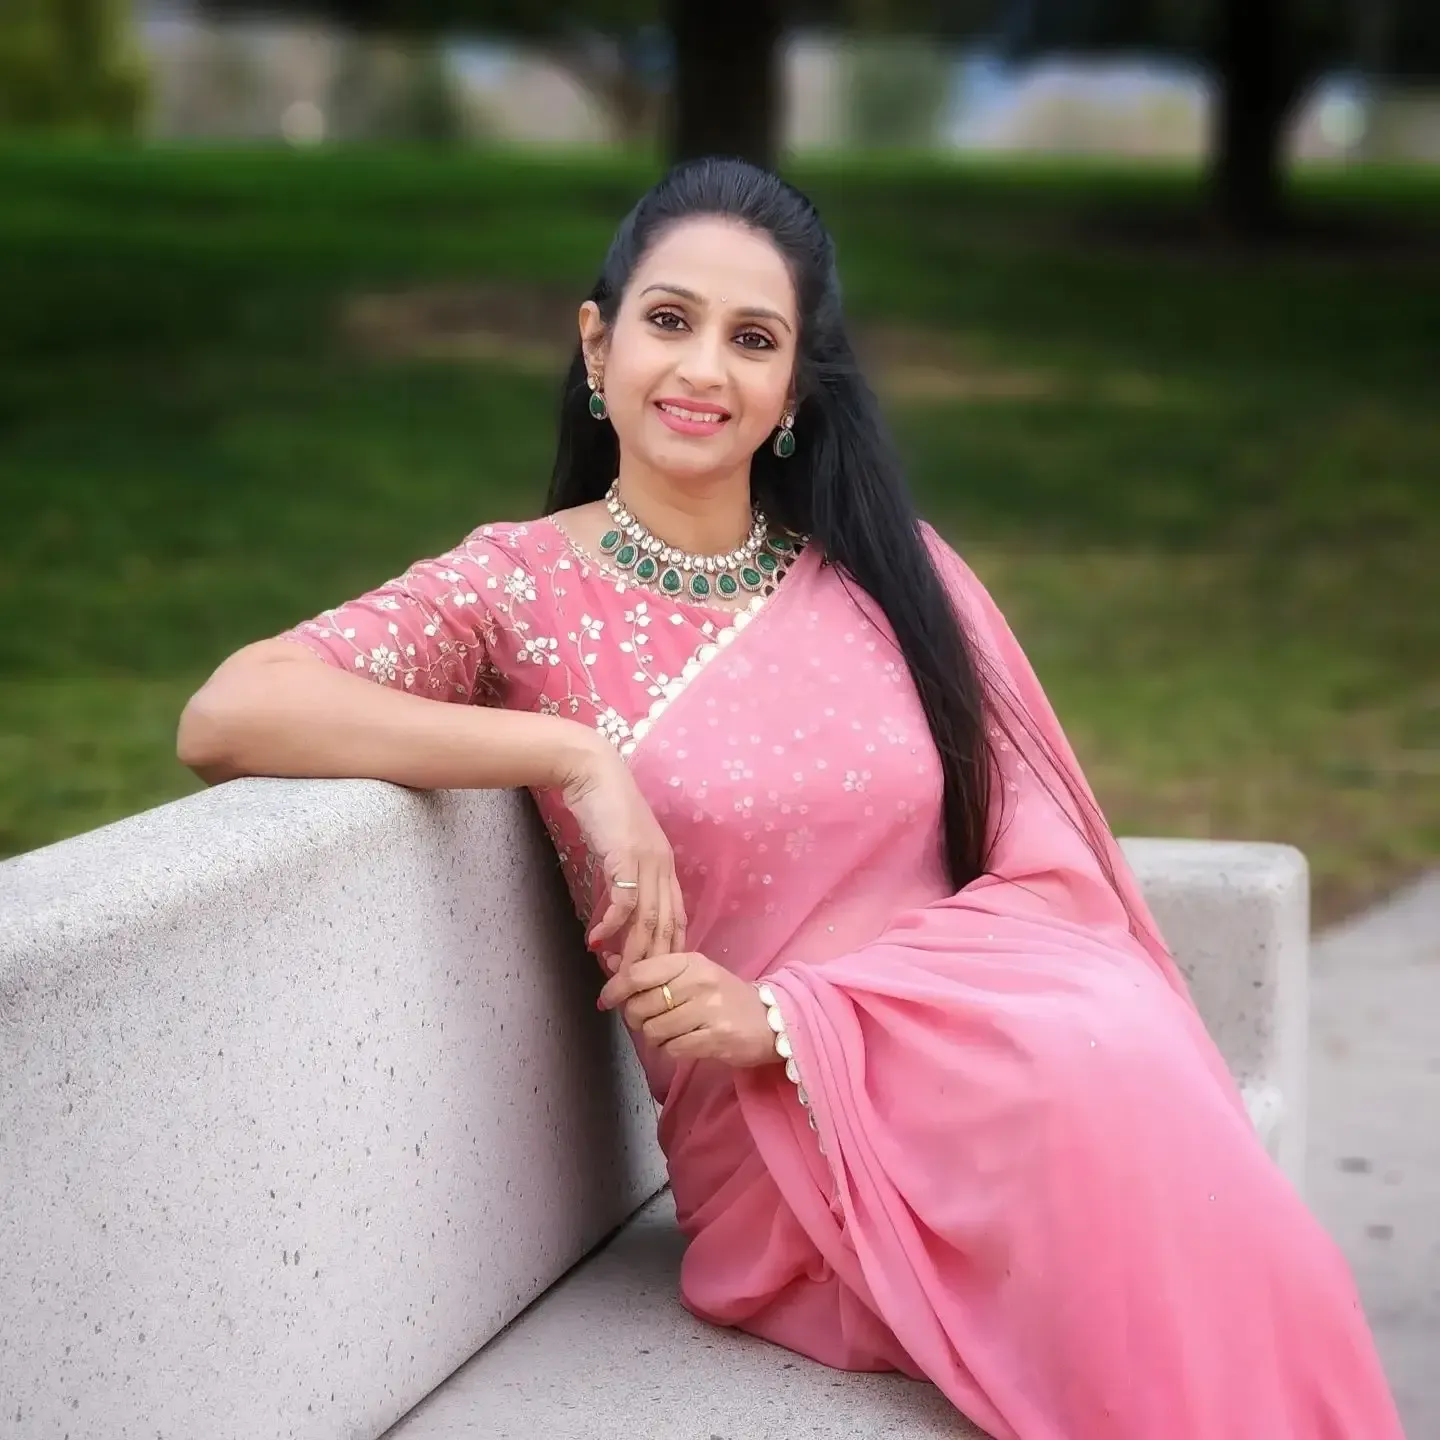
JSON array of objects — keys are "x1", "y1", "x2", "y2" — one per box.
[
  {"x1": 603, "y1": 321, "x2": 667, "y2": 386},
  {"x1": 602, "y1": 344, "x2": 663, "y2": 418},
  {"x1": 736, "y1": 368, "x2": 790, "y2": 433}
]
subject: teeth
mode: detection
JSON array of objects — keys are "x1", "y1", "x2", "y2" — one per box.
[{"x1": 660, "y1": 403, "x2": 726, "y2": 423}]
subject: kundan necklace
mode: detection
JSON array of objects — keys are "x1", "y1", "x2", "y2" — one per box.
[{"x1": 599, "y1": 479, "x2": 800, "y2": 602}]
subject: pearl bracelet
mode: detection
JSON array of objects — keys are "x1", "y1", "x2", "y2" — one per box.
[{"x1": 755, "y1": 982, "x2": 819, "y2": 1134}]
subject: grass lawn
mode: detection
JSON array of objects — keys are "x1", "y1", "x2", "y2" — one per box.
[{"x1": 2, "y1": 145, "x2": 1437, "y2": 923}]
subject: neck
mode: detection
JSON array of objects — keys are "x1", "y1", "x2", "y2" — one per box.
[{"x1": 614, "y1": 459, "x2": 756, "y2": 555}]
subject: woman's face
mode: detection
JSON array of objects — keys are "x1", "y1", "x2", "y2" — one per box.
[{"x1": 582, "y1": 216, "x2": 798, "y2": 485}]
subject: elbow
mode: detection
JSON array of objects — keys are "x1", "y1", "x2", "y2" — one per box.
[
  {"x1": 176, "y1": 687, "x2": 238, "y2": 780},
  {"x1": 176, "y1": 649, "x2": 265, "y2": 778},
  {"x1": 176, "y1": 640, "x2": 320, "y2": 782}
]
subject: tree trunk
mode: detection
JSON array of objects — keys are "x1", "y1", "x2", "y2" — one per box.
[
  {"x1": 666, "y1": 0, "x2": 783, "y2": 169},
  {"x1": 1210, "y1": 0, "x2": 1301, "y2": 238}
]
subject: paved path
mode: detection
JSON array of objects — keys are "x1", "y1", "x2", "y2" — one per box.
[{"x1": 1308, "y1": 871, "x2": 1440, "y2": 1436}]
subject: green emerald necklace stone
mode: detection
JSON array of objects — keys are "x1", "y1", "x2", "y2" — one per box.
[{"x1": 598, "y1": 478, "x2": 803, "y2": 604}]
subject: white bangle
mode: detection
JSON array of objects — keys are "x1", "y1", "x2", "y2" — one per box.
[{"x1": 755, "y1": 982, "x2": 818, "y2": 1131}]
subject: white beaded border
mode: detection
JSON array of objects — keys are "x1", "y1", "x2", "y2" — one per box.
[
  {"x1": 756, "y1": 982, "x2": 820, "y2": 1136},
  {"x1": 615, "y1": 598, "x2": 766, "y2": 759}
]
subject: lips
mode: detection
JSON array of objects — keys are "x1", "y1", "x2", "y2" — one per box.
[
  {"x1": 654, "y1": 398, "x2": 731, "y2": 437},
  {"x1": 655, "y1": 398, "x2": 731, "y2": 422}
]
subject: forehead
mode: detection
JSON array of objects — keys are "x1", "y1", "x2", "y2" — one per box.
[{"x1": 630, "y1": 217, "x2": 796, "y2": 317}]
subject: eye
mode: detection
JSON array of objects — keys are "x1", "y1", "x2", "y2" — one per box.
[
  {"x1": 647, "y1": 307, "x2": 687, "y2": 331},
  {"x1": 736, "y1": 329, "x2": 776, "y2": 351}
]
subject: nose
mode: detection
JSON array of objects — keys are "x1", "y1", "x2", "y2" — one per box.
[{"x1": 673, "y1": 322, "x2": 728, "y2": 393}]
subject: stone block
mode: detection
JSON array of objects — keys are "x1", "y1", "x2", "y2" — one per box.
[
  {"x1": 0, "y1": 784, "x2": 1308, "y2": 1439},
  {"x1": 0, "y1": 779, "x2": 666, "y2": 1440},
  {"x1": 1120, "y1": 836, "x2": 1309, "y2": 1186}
]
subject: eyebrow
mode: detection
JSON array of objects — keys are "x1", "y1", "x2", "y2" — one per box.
[{"x1": 639, "y1": 283, "x2": 793, "y2": 334}]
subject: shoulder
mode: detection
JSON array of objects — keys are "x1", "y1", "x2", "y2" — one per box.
[
  {"x1": 917, "y1": 519, "x2": 981, "y2": 595},
  {"x1": 442, "y1": 517, "x2": 551, "y2": 563},
  {"x1": 418, "y1": 516, "x2": 563, "y2": 585},
  {"x1": 916, "y1": 519, "x2": 1015, "y2": 649}
]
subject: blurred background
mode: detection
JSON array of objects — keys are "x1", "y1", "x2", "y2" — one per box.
[{"x1": 1, "y1": 0, "x2": 1436, "y2": 923}]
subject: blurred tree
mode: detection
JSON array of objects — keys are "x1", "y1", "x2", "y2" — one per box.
[
  {"x1": 845, "y1": 37, "x2": 953, "y2": 148},
  {"x1": 0, "y1": 0, "x2": 148, "y2": 135},
  {"x1": 194, "y1": 0, "x2": 984, "y2": 165},
  {"x1": 327, "y1": 36, "x2": 472, "y2": 143},
  {"x1": 999, "y1": 0, "x2": 1440, "y2": 235},
  {"x1": 193, "y1": 0, "x2": 1440, "y2": 231},
  {"x1": 200, "y1": 0, "x2": 671, "y2": 147}
]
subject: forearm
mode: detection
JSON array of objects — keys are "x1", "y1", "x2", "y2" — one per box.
[{"x1": 177, "y1": 644, "x2": 602, "y2": 793}]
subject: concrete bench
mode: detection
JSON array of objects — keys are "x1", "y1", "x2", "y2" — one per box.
[{"x1": 0, "y1": 778, "x2": 1307, "y2": 1439}]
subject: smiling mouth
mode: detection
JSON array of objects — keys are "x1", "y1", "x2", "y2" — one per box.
[{"x1": 655, "y1": 400, "x2": 730, "y2": 424}]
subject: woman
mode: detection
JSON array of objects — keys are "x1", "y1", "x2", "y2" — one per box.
[{"x1": 178, "y1": 157, "x2": 1403, "y2": 1439}]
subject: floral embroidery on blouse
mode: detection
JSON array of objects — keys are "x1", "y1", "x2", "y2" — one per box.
[{"x1": 279, "y1": 518, "x2": 794, "y2": 917}]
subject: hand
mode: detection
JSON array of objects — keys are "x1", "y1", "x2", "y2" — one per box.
[
  {"x1": 559, "y1": 736, "x2": 687, "y2": 969},
  {"x1": 597, "y1": 951, "x2": 779, "y2": 1069}
]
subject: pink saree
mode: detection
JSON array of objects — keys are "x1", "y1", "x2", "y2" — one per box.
[{"x1": 283, "y1": 517, "x2": 1403, "y2": 1439}]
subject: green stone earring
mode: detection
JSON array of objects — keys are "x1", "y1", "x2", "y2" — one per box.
[
  {"x1": 772, "y1": 410, "x2": 796, "y2": 459},
  {"x1": 587, "y1": 372, "x2": 608, "y2": 421}
]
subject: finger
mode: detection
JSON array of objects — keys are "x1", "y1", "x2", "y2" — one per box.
[
  {"x1": 621, "y1": 972, "x2": 688, "y2": 1030},
  {"x1": 645, "y1": 876, "x2": 679, "y2": 962},
  {"x1": 619, "y1": 860, "x2": 663, "y2": 970},
  {"x1": 641, "y1": 999, "x2": 704, "y2": 1047},
  {"x1": 657, "y1": 1025, "x2": 712, "y2": 1061},
  {"x1": 669, "y1": 874, "x2": 688, "y2": 954},
  {"x1": 586, "y1": 870, "x2": 640, "y2": 948},
  {"x1": 598, "y1": 951, "x2": 688, "y2": 1011},
  {"x1": 587, "y1": 905, "x2": 623, "y2": 950}
]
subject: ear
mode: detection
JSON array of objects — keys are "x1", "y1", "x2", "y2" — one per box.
[{"x1": 578, "y1": 301, "x2": 608, "y2": 374}]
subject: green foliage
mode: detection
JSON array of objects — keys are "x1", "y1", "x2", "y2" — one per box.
[
  {"x1": 0, "y1": 0, "x2": 148, "y2": 135},
  {"x1": 198, "y1": 0, "x2": 661, "y2": 40},
  {"x1": 1003, "y1": 0, "x2": 1440, "y2": 80},
  {"x1": 328, "y1": 39, "x2": 474, "y2": 143},
  {"x1": 0, "y1": 147, "x2": 1436, "y2": 917},
  {"x1": 844, "y1": 37, "x2": 951, "y2": 148}
]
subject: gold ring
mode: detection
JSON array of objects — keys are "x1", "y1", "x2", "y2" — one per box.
[{"x1": 661, "y1": 983, "x2": 675, "y2": 1011}]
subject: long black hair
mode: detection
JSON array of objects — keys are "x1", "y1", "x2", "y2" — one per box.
[
  {"x1": 544, "y1": 156, "x2": 995, "y2": 889},
  {"x1": 544, "y1": 157, "x2": 1121, "y2": 906}
]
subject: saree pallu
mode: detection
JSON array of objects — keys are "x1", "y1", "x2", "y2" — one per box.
[{"x1": 624, "y1": 535, "x2": 1403, "y2": 1440}]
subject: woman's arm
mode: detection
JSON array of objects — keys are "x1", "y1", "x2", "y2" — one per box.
[
  {"x1": 180, "y1": 525, "x2": 606, "y2": 793},
  {"x1": 177, "y1": 638, "x2": 606, "y2": 793}
]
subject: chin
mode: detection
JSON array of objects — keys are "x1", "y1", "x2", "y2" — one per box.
[{"x1": 643, "y1": 440, "x2": 744, "y2": 485}]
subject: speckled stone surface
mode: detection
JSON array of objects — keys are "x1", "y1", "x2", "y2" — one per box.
[
  {"x1": 1120, "y1": 836, "x2": 1308, "y2": 1184},
  {"x1": 0, "y1": 778, "x2": 666, "y2": 1440},
  {"x1": 382, "y1": 1193, "x2": 991, "y2": 1440},
  {"x1": 0, "y1": 791, "x2": 1308, "y2": 1439}
]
